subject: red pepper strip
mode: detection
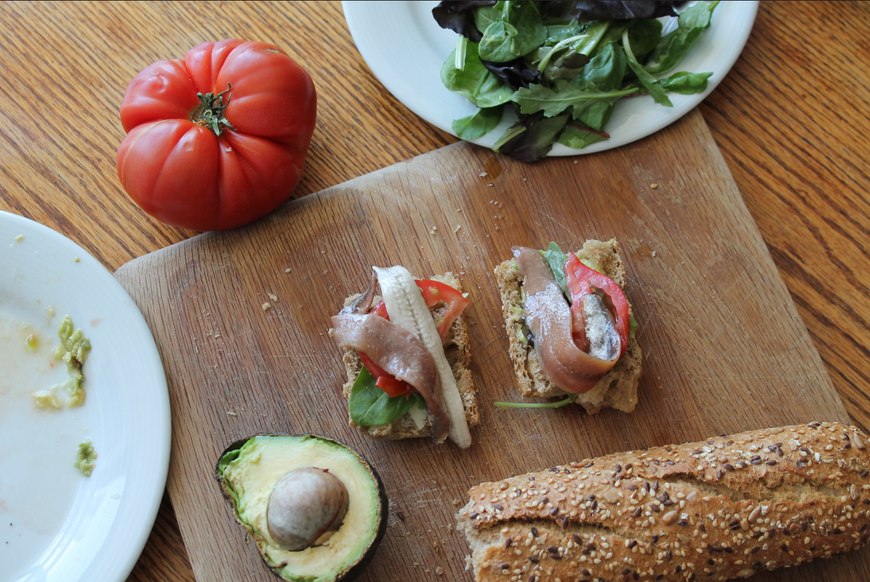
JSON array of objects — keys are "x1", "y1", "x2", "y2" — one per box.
[
  {"x1": 361, "y1": 279, "x2": 469, "y2": 397},
  {"x1": 564, "y1": 253, "x2": 630, "y2": 358}
]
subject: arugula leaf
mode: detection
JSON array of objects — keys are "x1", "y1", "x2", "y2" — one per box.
[
  {"x1": 494, "y1": 393, "x2": 577, "y2": 408},
  {"x1": 540, "y1": 241, "x2": 570, "y2": 299},
  {"x1": 659, "y1": 71, "x2": 713, "y2": 95},
  {"x1": 629, "y1": 313, "x2": 639, "y2": 339},
  {"x1": 514, "y1": 78, "x2": 636, "y2": 117},
  {"x1": 623, "y1": 29, "x2": 672, "y2": 107},
  {"x1": 646, "y1": 1, "x2": 720, "y2": 74},
  {"x1": 494, "y1": 112, "x2": 569, "y2": 162},
  {"x1": 441, "y1": 40, "x2": 514, "y2": 108},
  {"x1": 452, "y1": 106, "x2": 504, "y2": 139},
  {"x1": 348, "y1": 367, "x2": 422, "y2": 427}
]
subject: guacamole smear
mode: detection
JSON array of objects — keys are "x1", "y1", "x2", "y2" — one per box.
[
  {"x1": 31, "y1": 315, "x2": 91, "y2": 409},
  {"x1": 75, "y1": 439, "x2": 97, "y2": 477},
  {"x1": 56, "y1": 316, "x2": 91, "y2": 406}
]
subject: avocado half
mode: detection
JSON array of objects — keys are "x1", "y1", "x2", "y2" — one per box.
[{"x1": 216, "y1": 434, "x2": 388, "y2": 582}]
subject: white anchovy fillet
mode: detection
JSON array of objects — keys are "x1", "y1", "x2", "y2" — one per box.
[{"x1": 373, "y1": 265, "x2": 472, "y2": 449}]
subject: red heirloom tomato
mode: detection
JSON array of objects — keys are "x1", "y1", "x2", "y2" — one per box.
[{"x1": 117, "y1": 39, "x2": 316, "y2": 231}]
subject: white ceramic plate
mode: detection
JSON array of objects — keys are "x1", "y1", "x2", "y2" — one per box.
[
  {"x1": 343, "y1": 1, "x2": 758, "y2": 156},
  {"x1": 0, "y1": 211, "x2": 170, "y2": 582}
]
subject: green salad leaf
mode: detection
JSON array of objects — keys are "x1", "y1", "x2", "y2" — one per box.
[
  {"x1": 452, "y1": 106, "x2": 504, "y2": 139},
  {"x1": 480, "y1": 20, "x2": 521, "y2": 62},
  {"x1": 646, "y1": 1, "x2": 720, "y2": 74},
  {"x1": 659, "y1": 71, "x2": 713, "y2": 94},
  {"x1": 514, "y1": 78, "x2": 637, "y2": 118},
  {"x1": 348, "y1": 367, "x2": 425, "y2": 427},
  {"x1": 494, "y1": 112, "x2": 569, "y2": 163},
  {"x1": 474, "y1": 4, "x2": 502, "y2": 35},
  {"x1": 494, "y1": 393, "x2": 578, "y2": 408},
  {"x1": 479, "y1": 1, "x2": 547, "y2": 62},
  {"x1": 625, "y1": 18, "x2": 663, "y2": 60},
  {"x1": 433, "y1": 0, "x2": 720, "y2": 161},
  {"x1": 623, "y1": 28, "x2": 672, "y2": 107}
]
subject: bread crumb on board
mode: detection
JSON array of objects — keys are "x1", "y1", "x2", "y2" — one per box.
[{"x1": 261, "y1": 302, "x2": 272, "y2": 311}]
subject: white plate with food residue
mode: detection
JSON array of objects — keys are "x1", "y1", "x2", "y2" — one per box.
[
  {"x1": 343, "y1": 1, "x2": 758, "y2": 156},
  {"x1": 0, "y1": 211, "x2": 170, "y2": 582}
]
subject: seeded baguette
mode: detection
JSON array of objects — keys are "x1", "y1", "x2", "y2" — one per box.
[
  {"x1": 458, "y1": 422, "x2": 870, "y2": 582},
  {"x1": 334, "y1": 272, "x2": 478, "y2": 440},
  {"x1": 494, "y1": 239, "x2": 642, "y2": 413}
]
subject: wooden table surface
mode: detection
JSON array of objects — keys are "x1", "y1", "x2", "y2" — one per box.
[{"x1": 1, "y1": 2, "x2": 869, "y2": 581}]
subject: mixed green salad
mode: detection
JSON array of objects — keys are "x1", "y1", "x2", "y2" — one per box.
[{"x1": 434, "y1": 0, "x2": 720, "y2": 161}]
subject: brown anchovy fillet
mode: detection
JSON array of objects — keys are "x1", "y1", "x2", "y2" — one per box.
[
  {"x1": 513, "y1": 246, "x2": 618, "y2": 394},
  {"x1": 331, "y1": 309, "x2": 451, "y2": 443}
]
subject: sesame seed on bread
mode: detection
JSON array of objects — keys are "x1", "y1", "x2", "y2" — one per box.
[
  {"x1": 334, "y1": 272, "x2": 478, "y2": 440},
  {"x1": 458, "y1": 422, "x2": 870, "y2": 582},
  {"x1": 494, "y1": 239, "x2": 642, "y2": 413}
]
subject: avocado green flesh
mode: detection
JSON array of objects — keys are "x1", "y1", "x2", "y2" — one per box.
[{"x1": 218, "y1": 435, "x2": 383, "y2": 582}]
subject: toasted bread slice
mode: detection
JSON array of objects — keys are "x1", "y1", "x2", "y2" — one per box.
[
  {"x1": 335, "y1": 272, "x2": 478, "y2": 440},
  {"x1": 494, "y1": 239, "x2": 642, "y2": 414}
]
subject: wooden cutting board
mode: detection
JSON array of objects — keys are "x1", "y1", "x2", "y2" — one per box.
[{"x1": 115, "y1": 109, "x2": 869, "y2": 581}]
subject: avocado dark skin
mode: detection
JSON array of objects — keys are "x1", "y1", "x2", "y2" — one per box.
[{"x1": 215, "y1": 434, "x2": 389, "y2": 582}]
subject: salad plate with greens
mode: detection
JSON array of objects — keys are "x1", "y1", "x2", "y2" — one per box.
[{"x1": 343, "y1": 1, "x2": 757, "y2": 162}]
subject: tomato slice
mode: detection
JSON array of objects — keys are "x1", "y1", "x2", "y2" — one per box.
[
  {"x1": 415, "y1": 279, "x2": 470, "y2": 338},
  {"x1": 564, "y1": 253, "x2": 630, "y2": 357},
  {"x1": 360, "y1": 279, "x2": 469, "y2": 397},
  {"x1": 358, "y1": 352, "x2": 415, "y2": 398}
]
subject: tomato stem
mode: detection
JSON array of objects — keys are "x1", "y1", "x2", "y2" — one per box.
[{"x1": 192, "y1": 82, "x2": 237, "y2": 135}]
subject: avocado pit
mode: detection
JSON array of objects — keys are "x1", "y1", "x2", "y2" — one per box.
[{"x1": 267, "y1": 467, "x2": 350, "y2": 551}]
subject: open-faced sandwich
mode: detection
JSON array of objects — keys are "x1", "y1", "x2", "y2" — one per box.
[
  {"x1": 330, "y1": 266, "x2": 477, "y2": 448},
  {"x1": 494, "y1": 239, "x2": 642, "y2": 413}
]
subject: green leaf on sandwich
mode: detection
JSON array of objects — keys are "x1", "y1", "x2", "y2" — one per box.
[
  {"x1": 540, "y1": 241, "x2": 570, "y2": 301},
  {"x1": 349, "y1": 367, "x2": 425, "y2": 427}
]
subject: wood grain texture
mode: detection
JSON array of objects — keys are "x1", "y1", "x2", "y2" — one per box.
[
  {"x1": 116, "y1": 114, "x2": 867, "y2": 581},
  {"x1": 0, "y1": 2, "x2": 867, "y2": 582}
]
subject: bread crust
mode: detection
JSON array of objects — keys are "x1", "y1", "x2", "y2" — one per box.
[
  {"x1": 458, "y1": 422, "x2": 870, "y2": 582},
  {"x1": 334, "y1": 272, "x2": 478, "y2": 440},
  {"x1": 494, "y1": 239, "x2": 642, "y2": 413}
]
